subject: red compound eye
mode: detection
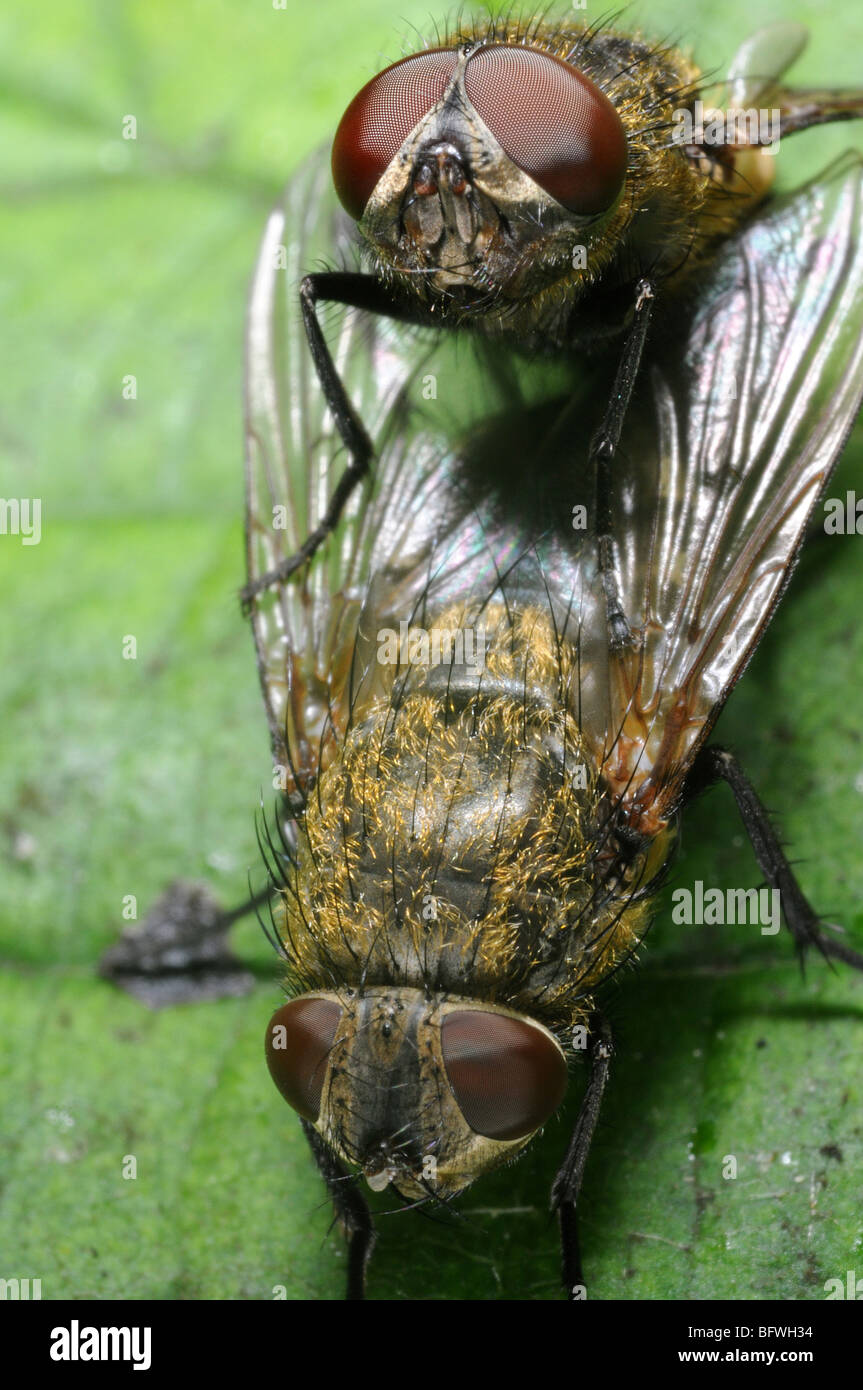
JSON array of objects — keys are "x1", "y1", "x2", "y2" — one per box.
[
  {"x1": 464, "y1": 45, "x2": 627, "y2": 215},
  {"x1": 332, "y1": 49, "x2": 459, "y2": 219},
  {"x1": 265, "y1": 997, "x2": 342, "y2": 1121},
  {"x1": 331, "y1": 44, "x2": 626, "y2": 221},
  {"x1": 441, "y1": 1010, "x2": 568, "y2": 1141}
]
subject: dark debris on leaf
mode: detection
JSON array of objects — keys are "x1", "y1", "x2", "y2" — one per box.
[{"x1": 99, "y1": 879, "x2": 255, "y2": 1008}]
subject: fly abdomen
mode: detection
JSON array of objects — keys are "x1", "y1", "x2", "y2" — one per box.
[
  {"x1": 278, "y1": 601, "x2": 651, "y2": 1029},
  {"x1": 418, "y1": 661, "x2": 554, "y2": 719}
]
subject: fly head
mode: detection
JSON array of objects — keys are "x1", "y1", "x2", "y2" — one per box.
[{"x1": 266, "y1": 987, "x2": 569, "y2": 1201}]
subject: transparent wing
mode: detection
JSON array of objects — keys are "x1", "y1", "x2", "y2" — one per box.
[
  {"x1": 724, "y1": 22, "x2": 808, "y2": 108},
  {"x1": 606, "y1": 154, "x2": 863, "y2": 818},
  {"x1": 244, "y1": 147, "x2": 565, "y2": 791},
  {"x1": 245, "y1": 147, "x2": 863, "y2": 824},
  {"x1": 709, "y1": 26, "x2": 863, "y2": 142},
  {"x1": 244, "y1": 149, "x2": 451, "y2": 786}
]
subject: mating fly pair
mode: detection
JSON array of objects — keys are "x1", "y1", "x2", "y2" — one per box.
[{"x1": 244, "y1": 13, "x2": 863, "y2": 1299}]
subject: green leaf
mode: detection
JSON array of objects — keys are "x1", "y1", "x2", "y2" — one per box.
[{"x1": 1, "y1": 0, "x2": 861, "y2": 1302}]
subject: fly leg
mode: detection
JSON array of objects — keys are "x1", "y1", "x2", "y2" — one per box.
[
  {"x1": 241, "y1": 271, "x2": 420, "y2": 610},
  {"x1": 551, "y1": 1009, "x2": 614, "y2": 1301},
  {"x1": 684, "y1": 746, "x2": 863, "y2": 972},
  {"x1": 301, "y1": 1119, "x2": 376, "y2": 1300},
  {"x1": 591, "y1": 278, "x2": 656, "y2": 649}
]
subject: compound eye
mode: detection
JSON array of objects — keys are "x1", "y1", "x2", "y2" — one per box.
[
  {"x1": 332, "y1": 49, "x2": 459, "y2": 219},
  {"x1": 464, "y1": 45, "x2": 627, "y2": 215},
  {"x1": 265, "y1": 998, "x2": 342, "y2": 1121},
  {"x1": 441, "y1": 1010, "x2": 568, "y2": 1141}
]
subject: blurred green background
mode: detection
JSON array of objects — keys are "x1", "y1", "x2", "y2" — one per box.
[{"x1": 0, "y1": 0, "x2": 861, "y2": 1301}]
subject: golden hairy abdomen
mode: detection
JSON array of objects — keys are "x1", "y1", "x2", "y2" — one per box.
[{"x1": 279, "y1": 604, "x2": 657, "y2": 1030}]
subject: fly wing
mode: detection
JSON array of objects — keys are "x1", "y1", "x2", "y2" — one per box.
[
  {"x1": 606, "y1": 154, "x2": 863, "y2": 823},
  {"x1": 244, "y1": 148, "x2": 454, "y2": 790},
  {"x1": 723, "y1": 22, "x2": 808, "y2": 109},
  {"x1": 715, "y1": 25, "x2": 863, "y2": 136},
  {"x1": 244, "y1": 147, "x2": 571, "y2": 798}
]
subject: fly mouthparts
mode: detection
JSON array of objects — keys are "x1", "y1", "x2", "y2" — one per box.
[
  {"x1": 412, "y1": 143, "x2": 470, "y2": 199},
  {"x1": 364, "y1": 1164, "x2": 400, "y2": 1192}
]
